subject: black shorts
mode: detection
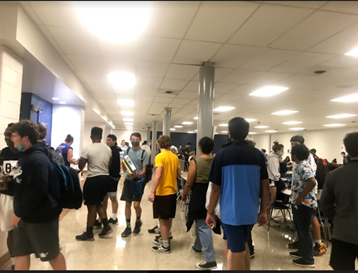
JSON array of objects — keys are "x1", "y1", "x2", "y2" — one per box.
[
  {"x1": 222, "y1": 223, "x2": 254, "y2": 253},
  {"x1": 120, "y1": 178, "x2": 144, "y2": 203},
  {"x1": 107, "y1": 177, "x2": 120, "y2": 196},
  {"x1": 13, "y1": 218, "x2": 60, "y2": 261},
  {"x1": 83, "y1": 175, "x2": 112, "y2": 205},
  {"x1": 330, "y1": 238, "x2": 358, "y2": 270},
  {"x1": 153, "y1": 194, "x2": 177, "y2": 220}
]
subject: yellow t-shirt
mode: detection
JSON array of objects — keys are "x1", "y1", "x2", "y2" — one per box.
[{"x1": 155, "y1": 150, "x2": 180, "y2": 196}]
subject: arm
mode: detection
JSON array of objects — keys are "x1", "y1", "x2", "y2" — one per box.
[
  {"x1": 78, "y1": 157, "x2": 87, "y2": 171},
  {"x1": 148, "y1": 166, "x2": 163, "y2": 202},
  {"x1": 258, "y1": 179, "x2": 269, "y2": 220},
  {"x1": 267, "y1": 157, "x2": 280, "y2": 181},
  {"x1": 296, "y1": 177, "x2": 316, "y2": 205},
  {"x1": 108, "y1": 156, "x2": 112, "y2": 168},
  {"x1": 182, "y1": 160, "x2": 196, "y2": 200},
  {"x1": 207, "y1": 184, "x2": 221, "y2": 216},
  {"x1": 67, "y1": 148, "x2": 77, "y2": 165},
  {"x1": 320, "y1": 174, "x2": 335, "y2": 220}
]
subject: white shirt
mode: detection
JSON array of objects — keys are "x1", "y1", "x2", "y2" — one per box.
[
  {"x1": 142, "y1": 145, "x2": 151, "y2": 157},
  {"x1": 170, "y1": 145, "x2": 178, "y2": 155},
  {"x1": 81, "y1": 143, "x2": 111, "y2": 178},
  {"x1": 119, "y1": 145, "x2": 128, "y2": 159}
]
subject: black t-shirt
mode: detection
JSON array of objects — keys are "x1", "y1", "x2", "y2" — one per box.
[
  {"x1": 109, "y1": 146, "x2": 122, "y2": 178},
  {"x1": 0, "y1": 147, "x2": 20, "y2": 196},
  {"x1": 184, "y1": 147, "x2": 190, "y2": 161}
]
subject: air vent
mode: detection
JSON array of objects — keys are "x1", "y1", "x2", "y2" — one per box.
[{"x1": 314, "y1": 70, "x2": 326, "y2": 75}]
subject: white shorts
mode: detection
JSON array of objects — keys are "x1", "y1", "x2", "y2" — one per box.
[{"x1": 0, "y1": 194, "x2": 14, "y2": 232}]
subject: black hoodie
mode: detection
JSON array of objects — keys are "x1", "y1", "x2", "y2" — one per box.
[
  {"x1": 13, "y1": 142, "x2": 61, "y2": 223},
  {"x1": 109, "y1": 145, "x2": 122, "y2": 178}
]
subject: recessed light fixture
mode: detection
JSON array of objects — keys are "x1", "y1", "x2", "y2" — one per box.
[
  {"x1": 174, "y1": 125, "x2": 183, "y2": 128},
  {"x1": 344, "y1": 47, "x2": 358, "y2": 57},
  {"x1": 249, "y1": 132, "x2": 257, "y2": 135},
  {"x1": 221, "y1": 131, "x2": 228, "y2": 133},
  {"x1": 195, "y1": 130, "x2": 198, "y2": 132},
  {"x1": 123, "y1": 118, "x2": 133, "y2": 121},
  {"x1": 265, "y1": 130, "x2": 277, "y2": 133},
  {"x1": 282, "y1": 121, "x2": 302, "y2": 125},
  {"x1": 187, "y1": 131, "x2": 195, "y2": 134},
  {"x1": 170, "y1": 128, "x2": 176, "y2": 131},
  {"x1": 289, "y1": 127, "x2": 305, "y2": 131},
  {"x1": 126, "y1": 126, "x2": 133, "y2": 130},
  {"x1": 214, "y1": 106, "x2": 235, "y2": 112},
  {"x1": 59, "y1": 101, "x2": 66, "y2": 105},
  {"x1": 182, "y1": 121, "x2": 193, "y2": 125},
  {"x1": 272, "y1": 110, "x2": 298, "y2": 115},
  {"x1": 255, "y1": 126, "x2": 269, "y2": 129},
  {"x1": 121, "y1": 111, "x2": 134, "y2": 116},
  {"x1": 249, "y1": 86, "x2": 289, "y2": 97},
  {"x1": 75, "y1": 1, "x2": 151, "y2": 43},
  {"x1": 118, "y1": 99, "x2": 134, "y2": 106},
  {"x1": 108, "y1": 72, "x2": 136, "y2": 89},
  {"x1": 52, "y1": 97, "x2": 59, "y2": 100},
  {"x1": 219, "y1": 124, "x2": 228, "y2": 127},
  {"x1": 331, "y1": 93, "x2": 358, "y2": 103},
  {"x1": 323, "y1": 124, "x2": 346, "y2": 127},
  {"x1": 194, "y1": 117, "x2": 198, "y2": 120},
  {"x1": 245, "y1": 119, "x2": 257, "y2": 122},
  {"x1": 124, "y1": 123, "x2": 133, "y2": 125},
  {"x1": 326, "y1": 114, "x2": 357, "y2": 119}
]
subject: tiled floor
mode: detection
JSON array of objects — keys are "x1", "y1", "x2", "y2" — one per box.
[{"x1": 29, "y1": 175, "x2": 334, "y2": 270}]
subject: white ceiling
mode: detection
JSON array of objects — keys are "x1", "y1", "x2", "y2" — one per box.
[{"x1": 18, "y1": 1, "x2": 358, "y2": 134}]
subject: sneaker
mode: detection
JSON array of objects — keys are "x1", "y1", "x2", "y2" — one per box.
[
  {"x1": 249, "y1": 245, "x2": 255, "y2": 259},
  {"x1": 94, "y1": 219, "x2": 102, "y2": 228},
  {"x1": 293, "y1": 258, "x2": 315, "y2": 268},
  {"x1": 152, "y1": 245, "x2": 171, "y2": 254},
  {"x1": 148, "y1": 225, "x2": 160, "y2": 234},
  {"x1": 196, "y1": 261, "x2": 217, "y2": 270},
  {"x1": 121, "y1": 227, "x2": 132, "y2": 237},
  {"x1": 99, "y1": 226, "x2": 113, "y2": 237},
  {"x1": 289, "y1": 251, "x2": 303, "y2": 259},
  {"x1": 269, "y1": 219, "x2": 280, "y2": 227},
  {"x1": 313, "y1": 242, "x2": 326, "y2": 256},
  {"x1": 76, "y1": 232, "x2": 94, "y2": 241},
  {"x1": 133, "y1": 219, "x2": 142, "y2": 235},
  {"x1": 288, "y1": 241, "x2": 299, "y2": 249},
  {"x1": 155, "y1": 232, "x2": 173, "y2": 240},
  {"x1": 11, "y1": 265, "x2": 15, "y2": 271},
  {"x1": 108, "y1": 218, "x2": 118, "y2": 225},
  {"x1": 191, "y1": 246, "x2": 202, "y2": 255}
]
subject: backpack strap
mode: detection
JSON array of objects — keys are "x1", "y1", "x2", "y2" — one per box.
[{"x1": 140, "y1": 149, "x2": 145, "y2": 164}]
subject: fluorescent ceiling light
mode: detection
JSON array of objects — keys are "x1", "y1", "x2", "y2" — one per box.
[
  {"x1": 123, "y1": 118, "x2": 133, "y2": 121},
  {"x1": 219, "y1": 124, "x2": 228, "y2": 127},
  {"x1": 272, "y1": 110, "x2": 298, "y2": 115},
  {"x1": 194, "y1": 117, "x2": 198, "y2": 120},
  {"x1": 282, "y1": 121, "x2": 302, "y2": 125},
  {"x1": 75, "y1": 1, "x2": 151, "y2": 43},
  {"x1": 174, "y1": 125, "x2": 183, "y2": 128},
  {"x1": 52, "y1": 97, "x2": 59, "y2": 100},
  {"x1": 326, "y1": 114, "x2": 357, "y2": 119},
  {"x1": 214, "y1": 106, "x2": 235, "y2": 112},
  {"x1": 59, "y1": 101, "x2": 66, "y2": 105},
  {"x1": 118, "y1": 99, "x2": 134, "y2": 106},
  {"x1": 265, "y1": 130, "x2": 277, "y2": 133},
  {"x1": 249, "y1": 86, "x2": 289, "y2": 97},
  {"x1": 221, "y1": 131, "x2": 228, "y2": 133},
  {"x1": 182, "y1": 121, "x2": 193, "y2": 125},
  {"x1": 323, "y1": 124, "x2": 346, "y2": 127},
  {"x1": 170, "y1": 128, "x2": 176, "y2": 131},
  {"x1": 245, "y1": 119, "x2": 257, "y2": 122},
  {"x1": 249, "y1": 132, "x2": 257, "y2": 135},
  {"x1": 331, "y1": 93, "x2": 358, "y2": 103},
  {"x1": 254, "y1": 126, "x2": 269, "y2": 129},
  {"x1": 187, "y1": 131, "x2": 195, "y2": 134},
  {"x1": 195, "y1": 130, "x2": 198, "y2": 132},
  {"x1": 289, "y1": 127, "x2": 305, "y2": 131},
  {"x1": 108, "y1": 72, "x2": 136, "y2": 89},
  {"x1": 124, "y1": 123, "x2": 133, "y2": 125},
  {"x1": 345, "y1": 47, "x2": 358, "y2": 57},
  {"x1": 121, "y1": 111, "x2": 134, "y2": 116}
]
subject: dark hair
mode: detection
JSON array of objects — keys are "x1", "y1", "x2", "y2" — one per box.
[
  {"x1": 328, "y1": 162, "x2": 339, "y2": 171},
  {"x1": 199, "y1": 137, "x2": 214, "y2": 154},
  {"x1": 158, "y1": 135, "x2": 172, "y2": 150},
  {"x1": 291, "y1": 144, "x2": 310, "y2": 161},
  {"x1": 290, "y1": 135, "x2": 305, "y2": 144},
  {"x1": 36, "y1": 123, "x2": 47, "y2": 140},
  {"x1": 310, "y1": 148, "x2": 317, "y2": 154},
  {"x1": 261, "y1": 149, "x2": 266, "y2": 153},
  {"x1": 65, "y1": 134, "x2": 74, "y2": 143},
  {"x1": 130, "y1": 132, "x2": 141, "y2": 140},
  {"x1": 143, "y1": 140, "x2": 148, "y2": 145},
  {"x1": 11, "y1": 120, "x2": 39, "y2": 145},
  {"x1": 228, "y1": 117, "x2": 249, "y2": 141},
  {"x1": 91, "y1": 127, "x2": 103, "y2": 138},
  {"x1": 272, "y1": 141, "x2": 284, "y2": 152},
  {"x1": 246, "y1": 139, "x2": 256, "y2": 147},
  {"x1": 107, "y1": 134, "x2": 117, "y2": 142},
  {"x1": 341, "y1": 151, "x2": 346, "y2": 155},
  {"x1": 7, "y1": 123, "x2": 14, "y2": 127},
  {"x1": 344, "y1": 132, "x2": 358, "y2": 157},
  {"x1": 187, "y1": 142, "x2": 192, "y2": 146}
]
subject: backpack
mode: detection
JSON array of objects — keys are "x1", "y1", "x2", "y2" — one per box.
[
  {"x1": 46, "y1": 146, "x2": 65, "y2": 165},
  {"x1": 127, "y1": 147, "x2": 153, "y2": 183},
  {"x1": 313, "y1": 156, "x2": 328, "y2": 190}
]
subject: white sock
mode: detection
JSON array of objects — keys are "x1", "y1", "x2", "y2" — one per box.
[
  {"x1": 112, "y1": 213, "x2": 117, "y2": 220},
  {"x1": 162, "y1": 239, "x2": 169, "y2": 248},
  {"x1": 97, "y1": 218, "x2": 102, "y2": 223},
  {"x1": 315, "y1": 239, "x2": 322, "y2": 245},
  {"x1": 11, "y1": 258, "x2": 16, "y2": 265},
  {"x1": 158, "y1": 220, "x2": 160, "y2": 229}
]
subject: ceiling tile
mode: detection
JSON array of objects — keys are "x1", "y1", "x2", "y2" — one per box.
[
  {"x1": 264, "y1": 1, "x2": 328, "y2": 9},
  {"x1": 97, "y1": 39, "x2": 139, "y2": 59},
  {"x1": 270, "y1": 11, "x2": 358, "y2": 50},
  {"x1": 87, "y1": 84, "x2": 114, "y2": 93},
  {"x1": 320, "y1": 56, "x2": 358, "y2": 69},
  {"x1": 66, "y1": 55, "x2": 107, "y2": 73},
  {"x1": 93, "y1": 92, "x2": 116, "y2": 100},
  {"x1": 214, "y1": 83, "x2": 240, "y2": 94},
  {"x1": 173, "y1": 41, "x2": 222, "y2": 64},
  {"x1": 136, "y1": 77, "x2": 162, "y2": 89},
  {"x1": 185, "y1": 1, "x2": 259, "y2": 43},
  {"x1": 177, "y1": 91, "x2": 198, "y2": 99},
  {"x1": 229, "y1": 85, "x2": 262, "y2": 95},
  {"x1": 211, "y1": 45, "x2": 261, "y2": 68},
  {"x1": 153, "y1": 96, "x2": 175, "y2": 103},
  {"x1": 183, "y1": 81, "x2": 200, "y2": 92},
  {"x1": 171, "y1": 98, "x2": 192, "y2": 105},
  {"x1": 320, "y1": 1, "x2": 358, "y2": 15},
  {"x1": 80, "y1": 72, "x2": 108, "y2": 84},
  {"x1": 165, "y1": 64, "x2": 199, "y2": 80},
  {"x1": 245, "y1": 72, "x2": 292, "y2": 86},
  {"x1": 134, "y1": 95, "x2": 154, "y2": 103},
  {"x1": 160, "y1": 79, "x2": 189, "y2": 91},
  {"x1": 137, "y1": 62, "x2": 170, "y2": 78},
  {"x1": 133, "y1": 88, "x2": 158, "y2": 96},
  {"x1": 330, "y1": 66, "x2": 358, "y2": 78},
  {"x1": 228, "y1": 4, "x2": 313, "y2": 46},
  {"x1": 136, "y1": 37, "x2": 181, "y2": 63},
  {"x1": 219, "y1": 69, "x2": 263, "y2": 84},
  {"x1": 191, "y1": 68, "x2": 234, "y2": 82},
  {"x1": 275, "y1": 74, "x2": 318, "y2": 88}
]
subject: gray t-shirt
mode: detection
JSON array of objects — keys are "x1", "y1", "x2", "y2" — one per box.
[
  {"x1": 125, "y1": 148, "x2": 149, "y2": 181},
  {"x1": 81, "y1": 143, "x2": 111, "y2": 178}
]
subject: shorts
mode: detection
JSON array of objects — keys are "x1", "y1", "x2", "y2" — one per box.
[
  {"x1": 83, "y1": 175, "x2": 112, "y2": 205},
  {"x1": 107, "y1": 177, "x2": 120, "y2": 197},
  {"x1": 13, "y1": 218, "x2": 60, "y2": 262},
  {"x1": 0, "y1": 194, "x2": 14, "y2": 232},
  {"x1": 120, "y1": 178, "x2": 143, "y2": 203},
  {"x1": 153, "y1": 194, "x2": 177, "y2": 220},
  {"x1": 330, "y1": 238, "x2": 358, "y2": 270},
  {"x1": 222, "y1": 223, "x2": 254, "y2": 253}
]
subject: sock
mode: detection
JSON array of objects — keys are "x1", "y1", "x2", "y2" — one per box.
[
  {"x1": 126, "y1": 219, "x2": 131, "y2": 228},
  {"x1": 11, "y1": 258, "x2": 16, "y2": 265},
  {"x1": 86, "y1": 226, "x2": 93, "y2": 236},
  {"x1": 97, "y1": 218, "x2": 102, "y2": 223},
  {"x1": 162, "y1": 239, "x2": 169, "y2": 248},
  {"x1": 101, "y1": 218, "x2": 110, "y2": 228},
  {"x1": 112, "y1": 213, "x2": 117, "y2": 220},
  {"x1": 315, "y1": 239, "x2": 322, "y2": 245},
  {"x1": 137, "y1": 216, "x2": 141, "y2": 221}
]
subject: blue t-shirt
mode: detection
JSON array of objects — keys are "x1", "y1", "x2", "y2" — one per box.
[
  {"x1": 209, "y1": 141, "x2": 268, "y2": 226},
  {"x1": 56, "y1": 143, "x2": 72, "y2": 167},
  {"x1": 125, "y1": 148, "x2": 149, "y2": 181}
]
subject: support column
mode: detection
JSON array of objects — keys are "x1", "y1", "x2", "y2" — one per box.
[
  {"x1": 197, "y1": 62, "x2": 215, "y2": 155},
  {"x1": 151, "y1": 121, "x2": 157, "y2": 165},
  {"x1": 163, "y1": 107, "x2": 171, "y2": 136},
  {"x1": 147, "y1": 126, "x2": 151, "y2": 142}
]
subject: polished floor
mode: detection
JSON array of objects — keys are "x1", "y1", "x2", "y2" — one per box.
[{"x1": 29, "y1": 175, "x2": 334, "y2": 270}]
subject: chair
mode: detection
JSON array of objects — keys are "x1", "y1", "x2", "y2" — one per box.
[
  {"x1": 315, "y1": 200, "x2": 331, "y2": 247},
  {"x1": 268, "y1": 189, "x2": 293, "y2": 233}
]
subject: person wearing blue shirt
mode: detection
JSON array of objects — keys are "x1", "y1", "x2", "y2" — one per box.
[
  {"x1": 206, "y1": 117, "x2": 269, "y2": 270},
  {"x1": 56, "y1": 135, "x2": 77, "y2": 167}
]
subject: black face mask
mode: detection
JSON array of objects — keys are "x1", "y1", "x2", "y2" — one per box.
[{"x1": 131, "y1": 141, "x2": 140, "y2": 147}]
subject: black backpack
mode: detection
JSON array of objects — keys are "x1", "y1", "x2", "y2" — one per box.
[
  {"x1": 46, "y1": 146, "x2": 65, "y2": 165},
  {"x1": 313, "y1": 156, "x2": 328, "y2": 190}
]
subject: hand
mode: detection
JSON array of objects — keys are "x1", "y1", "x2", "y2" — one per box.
[
  {"x1": 206, "y1": 214, "x2": 216, "y2": 230},
  {"x1": 296, "y1": 196, "x2": 303, "y2": 206},
  {"x1": 148, "y1": 192, "x2": 155, "y2": 203},
  {"x1": 11, "y1": 214, "x2": 20, "y2": 228},
  {"x1": 181, "y1": 193, "x2": 187, "y2": 201},
  {"x1": 130, "y1": 172, "x2": 140, "y2": 179},
  {"x1": 257, "y1": 212, "x2": 268, "y2": 226}
]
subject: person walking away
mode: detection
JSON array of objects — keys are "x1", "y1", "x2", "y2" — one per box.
[
  {"x1": 183, "y1": 143, "x2": 192, "y2": 171},
  {"x1": 56, "y1": 134, "x2": 78, "y2": 167},
  {"x1": 119, "y1": 140, "x2": 128, "y2": 174}
]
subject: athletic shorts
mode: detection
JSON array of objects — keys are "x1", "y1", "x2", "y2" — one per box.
[
  {"x1": 83, "y1": 175, "x2": 112, "y2": 205},
  {"x1": 0, "y1": 194, "x2": 14, "y2": 232},
  {"x1": 107, "y1": 177, "x2": 120, "y2": 197},
  {"x1": 153, "y1": 194, "x2": 177, "y2": 220},
  {"x1": 120, "y1": 178, "x2": 143, "y2": 203},
  {"x1": 330, "y1": 238, "x2": 358, "y2": 270},
  {"x1": 222, "y1": 223, "x2": 254, "y2": 253},
  {"x1": 13, "y1": 218, "x2": 60, "y2": 262}
]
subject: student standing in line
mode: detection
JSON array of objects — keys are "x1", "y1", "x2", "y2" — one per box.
[{"x1": 56, "y1": 135, "x2": 78, "y2": 167}]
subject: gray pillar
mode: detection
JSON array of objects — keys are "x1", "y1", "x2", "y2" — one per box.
[
  {"x1": 197, "y1": 62, "x2": 215, "y2": 155},
  {"x1": 151, "y1": 121, "x2": 157, "y2": 165},
  {"x1": 163, "y1": 107, "x2": 171, "y2": 136},
  {"x1": 147, "y1": 126, "x2": 151, "y2": 142}
]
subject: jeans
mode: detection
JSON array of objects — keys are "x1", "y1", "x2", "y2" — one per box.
[
  {"x1": 292, "y1": 205, "x2": 315, "y2": 263},
  {"x1": 193, "y1": 219, "x2": 216, "y2": 263}
]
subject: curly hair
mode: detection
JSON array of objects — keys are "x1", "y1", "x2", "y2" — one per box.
[
  {"x1": 36, "y1": 123, "x2": 47, "y2": 140},
  {"x1": 11, "y1": 120, "x2": 39, "y2": 145},
  {"x1": 158, "y1": 135, "x2": 172, "y2": 150}
]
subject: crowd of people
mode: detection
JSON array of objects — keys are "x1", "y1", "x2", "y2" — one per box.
[{"x1": 0, "y1": 117, "x2": 357, "y2": 270}]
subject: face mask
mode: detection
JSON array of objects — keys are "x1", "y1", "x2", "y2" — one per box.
[
  {"x1": 131, "y1": 141, "x2": 140, "y2": 147},
  {"x1": 278, "y1": 152, "x2": 284, "y2": 159},
  {"x1": 17, "y1": 144, "x2": 24, "y2": 152}
]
